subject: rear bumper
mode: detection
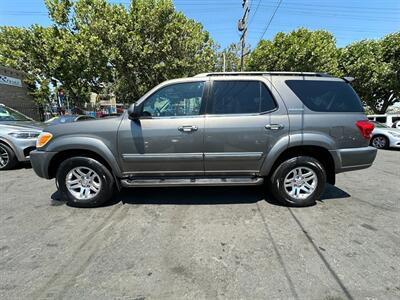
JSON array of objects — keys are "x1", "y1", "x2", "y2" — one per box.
[
  {"x1": 30, "y1": 150, "x2": 57, "y2": 179},
  {"x1": 330, "y1": 146, "x2": 377, "y2": 173}
]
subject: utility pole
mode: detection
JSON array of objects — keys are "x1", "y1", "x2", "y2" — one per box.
[
  {"x1": 238, "y1": 0, "x2": 249, "y2": 71},
  {"x1": 222, "y1": 52, "x2": 226, "y2": 72}
]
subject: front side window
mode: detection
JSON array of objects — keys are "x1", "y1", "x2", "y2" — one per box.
[
  {"x1": 142, "y1": 82, "x2": 205, "y2": 117},
  {"x1": 208, "y1": 80, "x2": 276, "y2": 115}
]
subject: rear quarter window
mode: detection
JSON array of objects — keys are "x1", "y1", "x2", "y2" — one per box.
[{"x1": 285, "y1": 80, "x2": 364, "y2": 112}]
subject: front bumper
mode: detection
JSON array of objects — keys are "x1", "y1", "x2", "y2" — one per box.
[
  {"x1": 388, "y1": 135, "x2": 400, "y2": 148},
  {"x1": 330, "y1": 146, "x2": 377, "y2": 173},
  {"x1": 3, "y1": 138, "x2": 37, "y2": 162},
  {"x1": 30, "y1": 150, "x2": 57, "y2": 179}
]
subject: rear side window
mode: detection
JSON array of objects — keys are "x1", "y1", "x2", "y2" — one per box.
[
  {"x1": 286, "y1": 80, "x2": 363, "y2": 112},
  {"x1": 208, "y1": 81, "x2": 276, "y2": 114}
]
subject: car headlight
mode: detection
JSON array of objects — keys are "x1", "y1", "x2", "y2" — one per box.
[
  {"x1": 8, "y1": 131, "x2": 41, "y2": 139},
  {"x1": 388, "y1": 131, "x2": 400, "y2": 138},
  {"x1": 36, "y1": 132, "x2": 53, "y2": 148}
]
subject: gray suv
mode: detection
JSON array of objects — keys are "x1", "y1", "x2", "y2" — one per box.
[{"x1": 30, "y1": 72, "x2": 377, "y2": 207}]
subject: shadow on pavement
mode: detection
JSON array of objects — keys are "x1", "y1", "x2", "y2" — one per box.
[
  {"x1": 119, "y1": 186, "x2": 265, "y2": 205},
  {"x1": 10, "y1": 162, "x2": 32, "y2": 170},
  {"x1": 50, "y1": 183, "x2": 351, "y2": 207},
  {"x1": 320, "y1": 184, "x2": 351, "y2": 201}
]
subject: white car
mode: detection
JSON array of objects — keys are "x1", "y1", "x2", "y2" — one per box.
[
  {"x1": 368, "y1": 114, "x2": 400, "y2": 128},
  {"x1": 370, "y1": 121, "x2": 400, "y2": 149}
]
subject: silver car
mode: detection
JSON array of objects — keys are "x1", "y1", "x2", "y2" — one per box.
[
  {"x1": 0, "y1": 104, "x2": 42, "y2": 170},
  {"x1": 370, "y1": 121, "x2": 400, "y2": 149}
]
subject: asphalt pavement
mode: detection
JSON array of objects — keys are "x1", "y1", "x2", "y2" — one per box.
[{"x1": 0, "y1": 149, "x2": 399, "y2": 300}]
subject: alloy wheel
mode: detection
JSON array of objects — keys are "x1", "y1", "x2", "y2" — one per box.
[
  {"x1": 0, "y1": 145, "x2": 9, "y2": 169},
  {"x1": 65, "y1": 166, "x2": 102, "y2": 200},
  {"x1": 372, "y1": 136, "x2": 387, "y2": 149},
  {"x1": 283, "y1": 166, "x2": 318, "y2": 200}
]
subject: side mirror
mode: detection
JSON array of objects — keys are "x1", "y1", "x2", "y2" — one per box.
[{"x1": 128, "y1": 103, "x2": 140, "y2": 120}]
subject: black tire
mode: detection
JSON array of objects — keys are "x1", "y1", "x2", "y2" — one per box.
[
  {"x1": 56, "y1": 157, "x2": 115, "y2": 207},
  {"x1": 0, "y1": 143, "x2": 18, "y2": 170},
  {"x1": 371, "y1": 135, "x2": 389, "y2": 149},
  {"x1": 269, "y1": 156, "x2": 326, "y2": 207}
]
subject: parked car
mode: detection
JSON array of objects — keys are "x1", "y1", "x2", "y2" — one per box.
[
  {"x1": 392, "y1": 120, "x2": 400, "y2": 129},
  {"x1": 30, "y1": 71, "x2": 377, "y2": 208},
  {"x1": 370, "y1": 121, "x2": 400, "y2": 149},
  {"x1": 0, "y1": 104, "x2": 42, "y2": 170},
  {"x1": 367, "y1": 113, "x2": 400, "y2": 128},
  {"x1": 45, "y1": 114, "x2": 96, "y2": 126}
]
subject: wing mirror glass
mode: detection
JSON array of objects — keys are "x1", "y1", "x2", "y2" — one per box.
[{"x1": 128, "y1": 103, "x2": 141, "y2": 120}]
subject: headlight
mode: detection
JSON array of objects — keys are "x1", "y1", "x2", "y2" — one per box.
[
  {"x1": 8, "y1": 131, "x2": 41, "y2": 139},
  {"x1": 388, "y1": 131, "x2": 400, "y2": 138},
  {"x1": 36, "y1": 132, "x2": 53, "y2": 148}
]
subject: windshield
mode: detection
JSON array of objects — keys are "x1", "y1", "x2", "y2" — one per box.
[
  {"x1": 0, "y1": 105, "x2": 32, "y2": 121},
  {"x1": 372, "y1": 121, "x2": 389, "y2": 128}
]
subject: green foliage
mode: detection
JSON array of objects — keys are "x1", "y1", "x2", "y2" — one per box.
[
  {"x1": 247, "y1": 28, "x2": 339, "y2": 74},
  {"x1": 0, "y1": 0, "x2": 216, "y2": 105},
  {"x1": 44, "y1": 0, "x2": 73, "y2": 26},
  {"x1": 215, "y1": 43, "x2": 250, "y2": 72},
  {"x1": 339, "y1": 32, "x2": 400, "y2": 113},
  {"x1": 0, "y1": 5, "x2": 398, "y2": 114},
  {"x1": 247, "y1": 28, "x2": 399, "y2": 113}
]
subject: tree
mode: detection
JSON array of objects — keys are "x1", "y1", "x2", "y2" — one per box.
[
  {"x1": 215, "y1": 43, "x2": 250, "y2": 72},
  {"x1": 246, "y1": 28, "x2": 339, "y2": 74},
  {"x1": 0, "y1": 0, "x2": 217, "y2": 105},
  {"x1": 339, "y1": 32, "x2": 400, "y2": 113}
]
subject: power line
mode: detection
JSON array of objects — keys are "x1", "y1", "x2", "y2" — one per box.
[
  {"x1": 248, "y1": 0, "x2": 262, "y2": 26},
  {"x1": 258, "y1": 0, "x2": 283, "y2": 42}
]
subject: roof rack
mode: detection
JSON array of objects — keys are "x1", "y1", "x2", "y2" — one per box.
[{"x1": 194, "y1": 71, "x2": 332, "y2": 77}]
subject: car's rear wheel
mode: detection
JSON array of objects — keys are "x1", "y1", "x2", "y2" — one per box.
[
  {"x1": 269, "y1": 156, "x2": 326, "y2": 207},
  {"x1": 371, "y1": 135, "x2": 388, "y2": 149},
  {"x1": 56, "y1": 157, "x2": 115, "y2": 207},
  {"x1": 0, "y1": 143, "x2": 18, "y2": 170}
]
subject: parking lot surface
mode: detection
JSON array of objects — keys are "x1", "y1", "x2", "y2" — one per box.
[{"x1": 1, "y1": 150, "x2": 399, "y2": 300}]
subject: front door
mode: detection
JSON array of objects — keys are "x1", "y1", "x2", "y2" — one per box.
[
  {"x1": 204, "y1": 78, "x2": 288, "y2": 175},
  {"x1": 118, "y1": 81, "x2": 206, "y2": 176}
]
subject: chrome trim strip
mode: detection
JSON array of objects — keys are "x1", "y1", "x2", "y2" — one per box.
[
  {"x1": 122, "y1": 153, "x2": 203, "y2": 161},
  {"x1": 121, "y1": 177, "x2": 264, "y2": 187},
  {"x1": 204, "y1": 152, "x2": 263, "y2": 160},
  {"x1": 204, "y1": 170, "x2": 259, "y2": 174}
]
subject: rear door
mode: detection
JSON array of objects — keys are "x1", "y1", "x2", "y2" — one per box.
[{"x1": 204, "y1": 77, "x2": 289, "y2": 175}]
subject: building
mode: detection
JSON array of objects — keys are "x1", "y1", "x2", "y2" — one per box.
[{"x1": 0, "y1": 65, "x2": 40, "y2": 120}]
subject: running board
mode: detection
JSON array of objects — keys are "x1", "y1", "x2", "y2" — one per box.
[{"x1": 120, "y1": 177, "x2": 264, "y2": 188}]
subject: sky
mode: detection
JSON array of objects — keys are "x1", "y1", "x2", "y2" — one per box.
[{"x1": 0, "y1": 0, "x2": 399, "y2": 49}]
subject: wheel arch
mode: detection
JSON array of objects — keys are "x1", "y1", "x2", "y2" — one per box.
[
  {"x1": 0, "y1": 138, "x2": 16, "y2": 154},
  {"x1": 46, "y1": 137, "x2": 122, "y2": 179},
  {"x1": 262, "y1": 145, "x2": 336, "y2": 185}
]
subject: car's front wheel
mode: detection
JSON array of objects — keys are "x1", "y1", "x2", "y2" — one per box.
[
  {"x1": 269, "y1": 156, "x2": 326, "y2": 207},
  {"x1": 56, "y1": 157, "x2": 115, "y2": 207},
  {"x1": 0, "y1": 143, "x2": 18, "y2": 170}
]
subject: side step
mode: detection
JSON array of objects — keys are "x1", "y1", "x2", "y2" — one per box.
[{"x1": 120, "y1": 177, "x2": 264, "y2": 188}]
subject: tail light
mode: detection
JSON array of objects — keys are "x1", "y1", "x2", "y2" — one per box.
[{"x1": 356, "y1": 120, "x2": 374, "y2": 140}]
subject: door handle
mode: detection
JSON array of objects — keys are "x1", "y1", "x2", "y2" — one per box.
[
  {"x1": 265, "y1": 124, "x2": 284, "y2": 130},
  {"x1": 178, "y1": 125, "x2": 198, "y2": 132}
]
